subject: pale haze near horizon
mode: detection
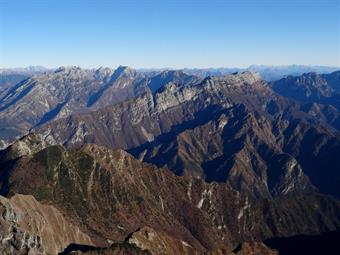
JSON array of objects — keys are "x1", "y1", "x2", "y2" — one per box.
[{"x1": 0, "y1": 0, "x2": 339, "y2": 69}]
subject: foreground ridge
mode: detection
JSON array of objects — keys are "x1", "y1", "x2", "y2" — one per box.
[{"x1": 0, "y1": 139, "x2": 339, "y2": 254}]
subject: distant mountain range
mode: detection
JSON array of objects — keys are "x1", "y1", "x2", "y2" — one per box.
[
  {"x1": 140, "y1": 65, "x2": 340, "y2": 81},
  {"x1": 0, "y1": 66, "x2": 49, "y2": 94},
  {"x1": 0, "y1": 66, "x2": 49, "y2": 74},
  {"x1": 173, "y1": 64, "x2": 339, "y2": 81},
  {"x1": 0, "y1": 64, "x2": 339, "y2": 254},
  {"x1": 1, "y1": 64, "x2": 338, "y2": 89}
]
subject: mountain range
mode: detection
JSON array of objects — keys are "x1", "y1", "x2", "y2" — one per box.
[
  {"x1": 1, "y1": 65, "x2": 339, "y2": 144},
  {"x1": 0, "y1": 65, "x2": 339, "y2": 254},
  {"x1": 1, "y1": 64, "x2": 338, "y2": 95}
]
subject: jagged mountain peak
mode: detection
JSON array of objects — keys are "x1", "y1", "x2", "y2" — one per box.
[
  {"x1": 284, "y1": 71, "x2": 323, "y2": 82},
  {"x1": 113, "y1": 65, "x2": 137, "y2": 78},
  {"x1": 54, "y1": 65, "x2": 83, "y2": 74},
  {"x1": 280, "y1": 71, "x2": 323, "y2": 81},
  {"x1": 159, "y1": 69, "x2": 187, "y2": 77},
  {"x1": 231, "y1": 71, "x2": 262, "y2": 83},
  {"x1": 0, "y1": 132, "x2": 55, "y2": 162},
  {"x1": 271, "y1": 71, "x2": 338, "y2": 103},
  {"x1": 95, "y1": 66, "x2": 113, "y2": 73},
  {"x1": 148, "y1": 69, "x2": 201, "y2": 92},
  {"x1": 45, "y1": 65, "x2": 95, "y2": 83},
  {"x1": 202, "y1": 71, "x2": 263, "y2": 89},
  {"x1": 94, "y1": 66, "x2": 114, "y2": 80}
]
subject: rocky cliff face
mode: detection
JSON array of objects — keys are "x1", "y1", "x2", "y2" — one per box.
[{"x1": 0, "y1": 194, "x2": 95, "y2": 255}]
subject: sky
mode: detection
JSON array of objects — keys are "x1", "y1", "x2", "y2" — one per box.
[{"x1": 0, "y1": 0, "x2": 339, "y2": 69}]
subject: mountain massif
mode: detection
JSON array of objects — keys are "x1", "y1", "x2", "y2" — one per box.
[
  {"x1": 33, "y1": 70, "x2": 340, "y2": 199},
  {"x1": 0, "y1": 66, "x2": 339, "y2": 254},
  {"x1": 0, "y1": 66, "x2": 200, "y2": 145}
]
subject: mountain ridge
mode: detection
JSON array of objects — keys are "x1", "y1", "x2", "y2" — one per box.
[{"x1": 1, "y1": 138, "x2": 339, "y2": 254}]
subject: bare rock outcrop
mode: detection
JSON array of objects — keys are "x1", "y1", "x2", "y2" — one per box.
[{"x1": 0, "y1": 194, "x2": 95, "y2": 254}]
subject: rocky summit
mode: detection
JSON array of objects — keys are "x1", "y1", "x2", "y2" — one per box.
[{"x1": 0, "y1": 67, "x2": 339, "y2": 254}]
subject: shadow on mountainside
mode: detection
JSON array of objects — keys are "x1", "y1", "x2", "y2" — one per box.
[{"x1": 264, "y1": 230, "x2": 340, "y2": 255}]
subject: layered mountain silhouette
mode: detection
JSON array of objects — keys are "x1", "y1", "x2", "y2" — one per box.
[{"x1": 0, "y1": 66, "x2": 339, "y2": 254}]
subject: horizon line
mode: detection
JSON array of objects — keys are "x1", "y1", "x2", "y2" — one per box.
[{"x1": 1, "y1": 64, "x2": 340, "y2": 70}]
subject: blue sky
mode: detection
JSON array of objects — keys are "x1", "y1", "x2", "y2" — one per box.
[{"x1": 0, "y1": 0, "x2": 339, "y2": 68}]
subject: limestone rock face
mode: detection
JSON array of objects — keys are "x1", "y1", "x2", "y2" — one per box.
[{"x1": 0, "y1": 194, "x2": 95, "y2": 255}]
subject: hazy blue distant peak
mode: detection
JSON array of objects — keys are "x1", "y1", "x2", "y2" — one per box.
[
  {"x1": 247, "y1": 64, "x2": 339, "y2": 71},
  {"x1": 179, "y1": 65, "x2": 340, "y2": 81},
  {"x1": 245, "y1": 65, "x2": 340, "y2": 81},
  {"x1": 0, "y1": 66, "x2": 49, "y2": 75}
]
